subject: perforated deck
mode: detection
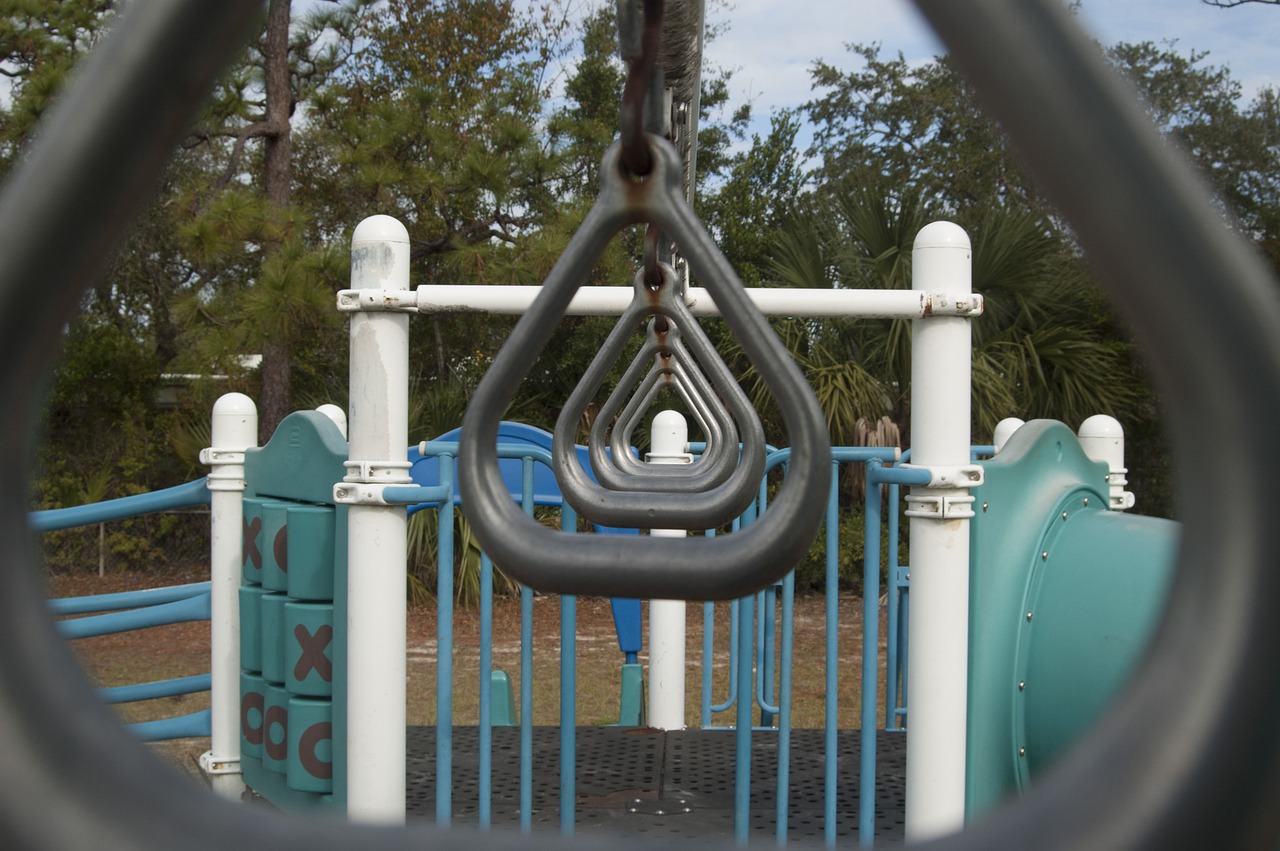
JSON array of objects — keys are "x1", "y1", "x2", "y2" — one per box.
[{"x1": 406, "y1": 727, "x2": 907, "y2": 845}]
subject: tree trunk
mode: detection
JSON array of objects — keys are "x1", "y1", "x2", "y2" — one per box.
[{"x1": 258, "y1": 0, "x2": 293, "y2": 442}]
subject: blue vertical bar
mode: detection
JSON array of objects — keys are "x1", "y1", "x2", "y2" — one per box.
[
  {"x1": 736, "y1": 497, "x2": 759, "y2": 845},
  {"x1": 823, "y1": 461, "x2": 840, "y2": 849},
  {"x1": 479, "y1": 551, "x2": 493, "y2": 829},
  {"x1": 702, "y1": 600, "x2": 715, "y2": 727},
  {"x1": 702, "y1": 529, "x2": 716, "y2": 727},
  {"x1": 560, "y1": 593, "x2": 576, "y2": 835},
  {"x1": 776, "y1": 568, "x2": 795, "y2": 847},
  {"x1": 886, "y1": 480, "x2": 904, "y2": 732},
  {"x1": 560, "y1": 503, "x2": 577, "y2": 836},
  {"x1": 437, "y1": 457, "x2": 455, "y2": 827},
  {"x1": 710, "y1": 520, "x2": 742, "y2": 718},
  {"x1": 519, "y1": 457, "x2": 535, "y2": 834},
  {"x1": 860, "y1": 462, "x2": 883, "y2": 847},
  {"x1": 734, "y1": 588, "x2": 755, "y2": 846},
  {"x1": 762, "y1": 587, "x2": 777, "y2": 727}
]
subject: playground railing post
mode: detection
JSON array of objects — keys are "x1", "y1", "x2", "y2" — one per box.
[
  {"x1": 341, "y1": 215, "x2": 412, "y2": 824},
  {"x1": 647, "y1": 410, "x2": 692, "y2": 731},
  {"x1": 1077, "y1": 414, "x2": 1134, "y2": 511},
  {"x1": 904, "y1": 222, "x2": 980, "y2": 841},
  {"x1": 199, "y1": 392, "x2": 257, "y2": 799}
]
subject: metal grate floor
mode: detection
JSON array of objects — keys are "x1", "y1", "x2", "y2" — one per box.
[{"x1": 406, "y1": 727, "x2": 907, "y2": 845}]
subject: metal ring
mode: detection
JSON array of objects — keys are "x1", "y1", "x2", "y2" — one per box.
[
  {"x1": 2, "y1": 0, "x2": 1267, "y2": 847},
  {"x1": 585, "y1": 314, "x2": 738, "y2": 486},
  {"x1": 459, "y1": 136, "x2": 831, "y2": 592}
]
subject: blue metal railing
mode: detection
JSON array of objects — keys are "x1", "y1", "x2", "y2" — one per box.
[
  {"x1": 38, "y1": 479, "x2": 214, "y2": 742},
  {"x1": 409, "y1": 440, "x2": 918, "y2": 848}
]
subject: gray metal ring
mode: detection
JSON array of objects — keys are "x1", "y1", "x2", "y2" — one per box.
[
  {"x1": 586, "y1": 315, "x2": 739, "y2": 489},
  {"x1": 2, "y1": 0, "x2": 1270, "y2": 847}
]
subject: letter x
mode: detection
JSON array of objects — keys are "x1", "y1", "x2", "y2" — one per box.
[
  {"x1": 243, "y1": 516, "x2": 263, "y2": 570},
  {"x1": 294, "y1": 624, "x2": 333, "y2": 682}
]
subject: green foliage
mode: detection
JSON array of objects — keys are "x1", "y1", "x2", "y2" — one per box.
[{"x1": 406, "y1": 508, "x2": 519, "y2": 606}]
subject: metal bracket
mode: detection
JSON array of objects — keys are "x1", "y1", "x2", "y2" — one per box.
[
  {"x1": 336, "y1": 288, "x2": 418, "y2": 313},
  {"x1": 335, "y1": 459, "x2": 414, "y2": 505},
  {"x1": 200, "y1": 447, "x2": 247, "y2": 492},
  {"x1": 197, "y1": 751, "x2": 241, "y2": 777},
  {"x1": 923, "y1": 292, "x2": 984, "y2": 317},
  {"x1": 905, "y1": 494, "x2": 977, "y2": 520},
  {"x1": 898, "y1": 463, "x2": 985, "y2": 488}
]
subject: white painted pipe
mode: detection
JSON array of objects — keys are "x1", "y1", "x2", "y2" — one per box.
[
  {"x1": 646, "y1": 410, "x2": 690, "y2": 730},
  {"x1": 345, "y1": 215, "x2": 412, "y2": 823},
  {"x1": 905, "y1": 222, "x2": 974, "y2": 841},
  {"x1": 411, "y1": 285, "x2": 981, "y2": 319},
  {"x1": 992, "y1": 417, "x2": 1026, "y2": 454},
  {"x1": 199, "y1": 392, "x2": 257, "y2": 800},
  {"x1": 1078, "y1": 414, "x2": 1134, "y2": 511}
]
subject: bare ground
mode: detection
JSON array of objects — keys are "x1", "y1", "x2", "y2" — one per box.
[{"x1": 48, "y1": 571, "x2": 886, "y2": 779}]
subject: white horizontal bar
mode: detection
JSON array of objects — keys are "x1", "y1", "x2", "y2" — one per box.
[{"x1": 405, "y1": 285, "x2": 981, "y2": 319}]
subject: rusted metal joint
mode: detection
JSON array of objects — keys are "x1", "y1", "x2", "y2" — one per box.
[{"x1": 619, "y1": 0, "x2": 664, "y2": 178}]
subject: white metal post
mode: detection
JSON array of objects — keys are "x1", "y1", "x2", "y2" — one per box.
[
  {"x1": 344, "y1": 215, "x2": 412, "y2": 823},
  {"x1": 992, "y1": 417, "x2": 1026, "y2": 454},
  {"x1": 1078, "y1": 414, "x2": 1135, "y2": 511},
  {"x1": 199, "y1": 392, "x2": 257, "y2": 799},
  {"x1": 646, "y1": 410, "x2": 692, "y2": 730},
  {"x1": 905, "y1": 222, "x2": 974, "y2": 841}
]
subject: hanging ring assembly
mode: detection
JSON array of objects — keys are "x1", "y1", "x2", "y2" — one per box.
[{"x1": 456, "y1": 0, "x2": 831, "y2": 599}]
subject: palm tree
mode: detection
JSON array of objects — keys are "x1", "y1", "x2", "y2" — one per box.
[{"x1": 736, "y1": 173, "x2": 1146, "y2": 450}]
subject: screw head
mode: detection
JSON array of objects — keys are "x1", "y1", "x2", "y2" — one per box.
[
  {"x1": 1018, "y1": 681, "x2": 1025, "y2": 690},
  {"x1": 1026, "y1": 611, "x2": 1034, "y2": 621},
  {"x1": 982, "y1": 501, "x2": 989, "y2": 512},
  {"x1": 1061, "y1": 511, "x2": 1069, "y2": 521},
  {"x1": 1019, "y1": 746, "x2": 1027, "y2": 757},
  {"x1": 1083, "y1": 497, "x2": 1090, "y2": 507},
  {"x1": 1041, "y1": 551, "x2": 1048, "y2": 561}
]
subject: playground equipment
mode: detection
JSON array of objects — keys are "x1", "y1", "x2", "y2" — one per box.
[{"x1": 7, "y1": 0, "x2": 1280, "y2": 849}]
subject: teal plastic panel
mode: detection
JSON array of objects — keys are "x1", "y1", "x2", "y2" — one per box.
[
  {"x1": 966, "y1": 420, "x2": 1178, "y2": 817},
  {"x1": 490, "y1": 670, "x2": 516, "y2": 727},
  {"x1": 287, "y1": 697, "x2": 333, "y2": 793},
  {"x1": 285, "y1": 601, "x2": 334, "y2": 697},
  {"x1": 1018, "y1": 508, "x2": 1177, "y2": 778},
  {"x1": 285, "y1": 505, "x2": 336, "y2": 601},
  {"x1": 238, "y1": 585, "x2": 267, "y2": 674},
  {"x1": 617, "y1": 662, "x2": 645, "y2": 726},
  {"x1": 264, "y1": 683, "x2": 290, "y2": 775},
  {"x1": 261, "y1": 502, "x2": 290, "y2": 592},
  {"x1": 240, "y1": 672, "x2": 266, "y2": 759},
  {"x1": 241, "y1": 498, "x2": 272, "y2": 585},
  {"x1": 260, "y1": 593, "x2": 290, "y2": 685},
  {"x1": 244, "y1": 411, "x2": 348, "y2": 505}
]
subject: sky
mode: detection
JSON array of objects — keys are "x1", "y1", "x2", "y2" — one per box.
[{"x1": 693, "y1": 0, "x2": 1280, "y2": 145}]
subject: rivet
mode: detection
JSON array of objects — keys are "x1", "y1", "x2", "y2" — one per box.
[
  {"x1": 1041, "y1": 551, "x2": 1048, "y2": 561},
  {"x1": 1083, "y1": 497, "x2": 1089, "y2": 507},
  {"x1": 1018, "y1": 681, "x2": 1025, "y2": 691},
  {"x1": 1061, "y1": 511, "x2": 1068, "y2": 521},
  {"x1": 1019, "y1": 747, "x2": 1027, "y2": 757},
  {"x1": 1026, "y1": 611, "x2": 1033, "y2": 621},
  {"x1": 982, "y1": 501, "x2": 989, "y2": 512}
]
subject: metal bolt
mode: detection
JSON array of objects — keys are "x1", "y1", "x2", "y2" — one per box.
[
  {"x1": 1026, "y1": 611, "x2": 1034, "y2": 621},
  {"x1": 1083, "y1": 497, "x2": 1089, "y2": 507},
  {"x1": 1018, "y1": 681, "x2": 1025, "y2": 691},
  {"x1": 982, "y1": 501, "x2": 989, "y2": 512},
  {"x1": 1019, "y1": 747, "x2": 1027, "y2": 757},
  {"x1": 1041, "y1": 551, "x2": 1048, "y2": 561},
  {"x1": 1061, "y1": 511, "x2": 1068, "y2": 521}
]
